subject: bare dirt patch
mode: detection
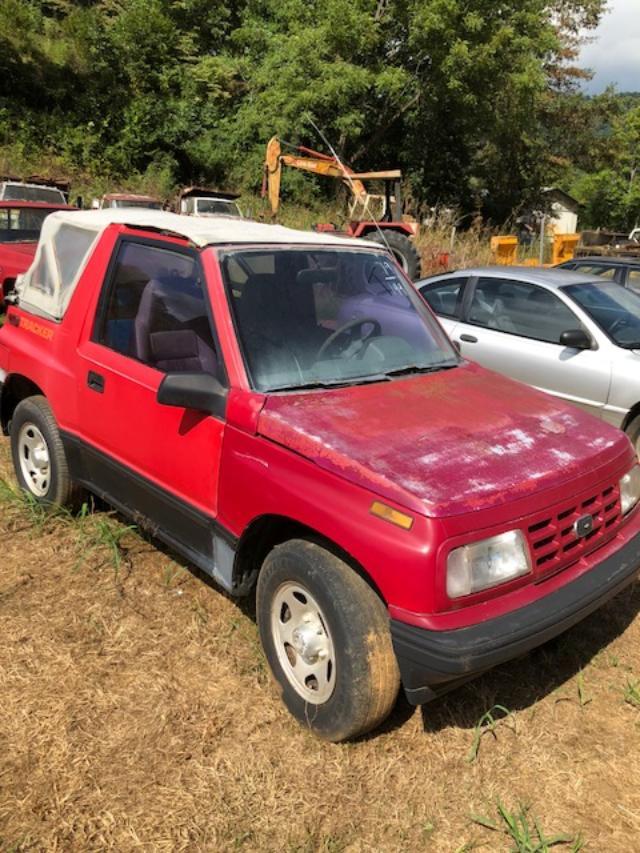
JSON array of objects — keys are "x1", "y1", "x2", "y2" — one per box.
[{"x1": 0, "y1": 437, "x2": 639, "y2": 851}]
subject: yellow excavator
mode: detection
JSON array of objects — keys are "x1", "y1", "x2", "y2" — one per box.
[{"x1": 262, "y1": 136, "x2": 421, "y2": 279}]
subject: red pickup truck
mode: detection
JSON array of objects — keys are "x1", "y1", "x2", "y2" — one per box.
[
  {"x1": 1, "y1": 209, "x2": 640, "y2": 741},
  {"x1": 0, "y1": 200, "x2": 75, "y2": 301}
]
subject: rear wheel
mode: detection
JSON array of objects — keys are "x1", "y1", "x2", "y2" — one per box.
[
  {"x1": 366, "y1": 231, "x2": 421, "y2": 280},
  {"x1": 10, "y1": 396, "x2": 82, "y2": 508},
  {"x1": 257, "y1": 539, "x2": 400, "y2": 742}
]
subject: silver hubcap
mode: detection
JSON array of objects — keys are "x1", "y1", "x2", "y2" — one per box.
[
  {"x1": 271, "y1": 582, "x2": 336, "y2": 704},
  {"x1": 18, "y1": 423, "x2": 51, "y2": 497}
]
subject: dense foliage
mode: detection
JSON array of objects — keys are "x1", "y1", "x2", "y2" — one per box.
[{"x1": 0, "y1": 0, "x2": 637, "y2": 227}]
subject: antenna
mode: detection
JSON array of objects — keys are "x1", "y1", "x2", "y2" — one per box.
[{"x1": 305, "y1": 116, "x2": 393, "y2": 255}]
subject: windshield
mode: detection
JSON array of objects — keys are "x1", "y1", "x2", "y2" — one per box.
[
  {"x1": 1, "y1": 184, "x2": 66, "y2": 204},
  {"x1": 563, "y1": 280, "x2": 640, "y2": 348},
  {"x1": 111, "y1": 199, "x2": 163, "y2": 209},
  {"x1": 0, "y1": 207, "x2": 57, "y2": 243},
  {"x1": 196, "y1": 199, "x2": 241, "y2": 217},
  {"x1": 221, "y1": 248, "x2": 458, "y2": 392}
]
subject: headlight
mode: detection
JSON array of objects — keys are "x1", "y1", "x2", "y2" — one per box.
[
  {"x1": 447, "y1": 529, "x2": 531, "y2": 599},
  {"x1": 620, "y1": 465, "x2": 640, "y2": 515}
]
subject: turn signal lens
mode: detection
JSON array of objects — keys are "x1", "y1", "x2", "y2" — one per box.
[{"x1": 370, "y1": 501, "x2": 414, "y2": 530}]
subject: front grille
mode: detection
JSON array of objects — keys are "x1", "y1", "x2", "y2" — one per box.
[{"x1": 526, "y1": 483, "x2": 622, "y2": 579}]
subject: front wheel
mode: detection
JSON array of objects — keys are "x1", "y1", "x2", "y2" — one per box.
[
  {"x1": 257, "y1": 539, "x2": 400, "y2": 741},
  {"x1": 10, "y1": 395, "x2": 82, "y2": 508}
]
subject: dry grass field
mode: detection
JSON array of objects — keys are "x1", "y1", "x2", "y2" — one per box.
[{"x1": 1, "y1": 436, "x2": 640, "y2": 852}]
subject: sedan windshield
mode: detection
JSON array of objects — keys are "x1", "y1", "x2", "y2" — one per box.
[
  {"x1": 563, "y1": 280, "x2": 640, "y2": 348},
  {"x1": 221, "y1": 248, "x2": 458, "y2": 392}
]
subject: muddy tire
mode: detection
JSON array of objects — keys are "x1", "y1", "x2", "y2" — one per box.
[
  {"x1": 10, "y1": 395, "x2": 82, "y2": 509},
  {"x1": 366, "y1": 231, "x2": 422, "y2": 280},
  {"x1": 257, "y1": 539, "x2": 400, "y2": 742},
  {"x1": 625, "y1": 415, "x2": 640, "y2": 458}
]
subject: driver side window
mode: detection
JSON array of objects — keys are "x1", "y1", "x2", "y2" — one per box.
[
  {"x1": 468, "y1": 278, "x2": 583, "y2": 344},
  {"x1": 95, "y1": 240, "x2": 224, "y2": 380}
]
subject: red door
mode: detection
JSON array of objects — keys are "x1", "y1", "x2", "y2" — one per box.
[{"x1": 74, "y1": 235, "x2": 226, "y2": 558}]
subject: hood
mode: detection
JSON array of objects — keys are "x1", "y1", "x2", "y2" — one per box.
[
  {"x1": 258, "y1": 361, "x2": 630, "y2": 518},
  {"x1": 0, "y1": 242, "x2": 37, "y2": 262}
]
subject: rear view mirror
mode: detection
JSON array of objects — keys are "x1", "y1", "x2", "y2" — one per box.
[
  {"x1": 559, "y1": 329, "x2": 592, "y2": 350},
  {"x1": 157, "y1": 372, "x2": 227, "y2": 417}
]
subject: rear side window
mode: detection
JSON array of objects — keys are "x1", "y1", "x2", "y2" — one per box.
[
  {"x1": 53, "y1": 224, "x2": 97, "y2": 289},
  {"x1": 94, "y1": 240, "x2": 223, "y2": 380},
  {"x1": 419, "y1": 279, "x2": 466, "y2": 317},
  {"x1": 627, "y1": 269, "x2": 640, "y2": 294},
  {"x1": 468, "y1": 278, "x2": 582, "y2": 344},
  {"x1": 573, "y1": 263, "x2": 617, "y2": 279}
]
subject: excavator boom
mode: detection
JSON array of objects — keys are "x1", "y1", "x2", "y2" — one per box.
[{"x1": 263, "y1": 135, "x2": 401, "y2": 215}]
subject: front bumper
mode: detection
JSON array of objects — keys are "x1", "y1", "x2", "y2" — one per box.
[{"x1": 392, "y1": 527, "x2": 640, "y2": 705}]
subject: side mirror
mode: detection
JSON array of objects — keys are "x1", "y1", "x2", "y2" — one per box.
[
  {"x1": 157, "y1": 372, "x2": 227, "y2": 417},
  {"x1": 559, "y1": 329, "x2": 592, "y2": 350}
]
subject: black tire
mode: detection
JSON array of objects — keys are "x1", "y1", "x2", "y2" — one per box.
[
  {"x1": 257, "y1": 539, "x2": 400, "y2": 742},
  {"x1": 625, "y1": 414, "x2": 640, "y2": 457},
  {"x1": 10, "y1": 395, "x2": 82, "y2": 509},
  {"x1": 366, "y1": 230, "x2": 422, "y2": 280}
]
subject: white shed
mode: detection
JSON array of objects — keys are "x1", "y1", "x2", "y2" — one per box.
[{"x1": 542, "y1": 187, "x2": 580, "y2": 235}]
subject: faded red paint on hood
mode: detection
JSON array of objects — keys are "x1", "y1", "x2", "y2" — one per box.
[{"x1": 258, "y1": 361, "x2": 630, "y2": 518}]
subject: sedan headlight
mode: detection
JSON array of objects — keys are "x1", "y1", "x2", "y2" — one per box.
[
  {"x1": 447, "y1": 529, "x2": 531, "y2": 599},
  {"x1": 620, "y1": 465, "x2": 640, "y2": 515}
]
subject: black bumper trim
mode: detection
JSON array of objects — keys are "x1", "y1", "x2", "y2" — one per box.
[{"x1": 392, "y1": 526, "x2": 640, "y2": 705}]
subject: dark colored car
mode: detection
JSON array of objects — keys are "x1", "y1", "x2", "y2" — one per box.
[{"x1": 557, "y1": 256, "x2": 640, "y2": 295}]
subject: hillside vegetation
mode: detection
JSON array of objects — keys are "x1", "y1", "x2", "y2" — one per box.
[{"x1": 1, "y1": 0, "x2": 639, "y2": 230}]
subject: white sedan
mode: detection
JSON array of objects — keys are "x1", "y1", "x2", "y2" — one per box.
[{"x1": 418, "y1": 266, "x2": 640, "y2": 452}]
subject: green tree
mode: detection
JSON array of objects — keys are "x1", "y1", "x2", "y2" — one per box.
[
  {"x1": 0, "y1": 0, "x2": 612, "y2": 222},
  {"x1": 571, "y1": 105, "x2": 640, "y2": 230}
]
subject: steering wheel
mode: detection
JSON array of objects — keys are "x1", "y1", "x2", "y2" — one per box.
[{"x1": 315, "y1": 317, "x2": 382, "y2": 361}]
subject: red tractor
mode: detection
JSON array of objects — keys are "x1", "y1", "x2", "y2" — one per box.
[{"x1": 263, "y1": 136, "x2": 421, "y2": 279}]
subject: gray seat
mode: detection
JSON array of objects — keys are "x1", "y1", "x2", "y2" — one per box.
[{"x1": 133, "y1": 278, "x2": 218, "y2": 374}]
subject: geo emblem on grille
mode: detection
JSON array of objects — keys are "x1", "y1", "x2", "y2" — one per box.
[{"x1": 574, "y1": 514, "x2": 594, "y2": 538}]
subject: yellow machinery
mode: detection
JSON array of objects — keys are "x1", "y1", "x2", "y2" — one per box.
[
  {"x1": 263, "y1": 136, "x2": 403, "y2": 219},
  {"x1": 490, "y1": 233, "x2": 579, "y2": 267},
  {"x1": 551, "y1": 233, "x2": 579, "y2": 265},
  {"x1": 262, "y1": 136, "x2": 422, "y2": 279},
  {"x1": 490, "y1": 235, "x2": 518, "y2": 265}
]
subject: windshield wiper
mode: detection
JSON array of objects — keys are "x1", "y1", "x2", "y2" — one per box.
[
  {"x1": 269, "y1": 374, "x2": 391, "y2": 392},
  {"x1": 383, "y1": 362, "x2": 459, "y2": 378}
]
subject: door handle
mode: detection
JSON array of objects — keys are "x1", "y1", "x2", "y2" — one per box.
[
  {"x1": 87, "y1": 370, "x2": 105, "y2": 393},
  {"x1": 459, "y1": 334, "x2": 478, "y2": 343}
]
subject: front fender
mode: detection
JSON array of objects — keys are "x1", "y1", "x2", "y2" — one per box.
[{"x1": 217, "y1": 426, "x2": 443, "y2": 614}]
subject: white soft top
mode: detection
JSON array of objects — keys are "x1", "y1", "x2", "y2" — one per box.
[{"x1": 17, "y1": 208, "x2": 375, "y2": 320}]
